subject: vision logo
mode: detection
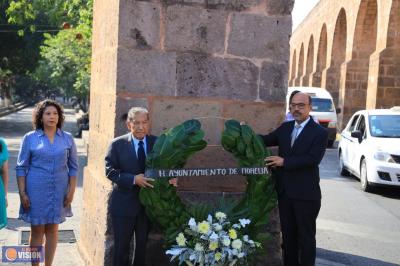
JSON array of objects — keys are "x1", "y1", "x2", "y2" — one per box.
[
  {"x1": 4, "y1": 247, "x2": 18, "y2": 262},
  {"x1": 2, "y1": 246, "x2": 44, "y2": 263}
]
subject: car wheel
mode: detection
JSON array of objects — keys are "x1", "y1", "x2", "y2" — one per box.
[
  {"x1": 360, "y1": 159, "x2": 372, "y2": 192},
  {"x1": 339, "y1": 152, "x2": 349, "y2": 176}
]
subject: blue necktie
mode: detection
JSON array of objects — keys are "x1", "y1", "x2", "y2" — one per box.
[
  {"x1": 138, "y1": 140, "x2": 146, "y2": 174},
  {"x1": 291, "y1": 124, "x2": 301, "y2": 147}
]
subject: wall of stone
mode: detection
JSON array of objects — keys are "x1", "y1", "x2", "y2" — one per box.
[{"x1": 80, "y1": 0, "x2": 294, "y2": 265}]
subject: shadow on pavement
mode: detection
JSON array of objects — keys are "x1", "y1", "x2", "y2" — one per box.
[{"x1": 317, "y1": 248, "x2": 399, "y2": 266}]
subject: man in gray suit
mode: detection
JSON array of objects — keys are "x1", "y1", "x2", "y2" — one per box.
[{"x1": 105, "y1": 107, "x2": 156, "y2": 266}]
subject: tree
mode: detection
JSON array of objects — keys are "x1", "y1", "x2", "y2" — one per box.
[{"x1": 4, "y1": 0, "x2": 93, "y2": 109}]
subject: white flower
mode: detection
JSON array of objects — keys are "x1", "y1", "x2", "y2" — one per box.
[
  {"x1": 195, "y1": 243, "x2": 204, "y2": 252},
  {"x1": 229, "y1": 229, "x2": 237, "y2": 239},
  {"x1": 215, "y1": 211, "x2": 227, "y2": 220},
  {"x1": 198, "y1": 221, "x2": 211, "y2": 234},
  {"x1": 243, "y1": 235, "x2": 249, "y2": 242},
  {"x1": 215, "y1": 252, "x2": 222, "y2": 261},
  {"x1": 176, "y1": 233, "x2": 186, "y2": 246},
  {"x1": 238, "y1": 252, "x2": 245, "y2": 258},
  {"x1": 207, "y1": 214, "x2": 213, "y2": 223},
  {"x1": 214, "y1": 224, "x2": 222, "y2": 231},
  {"x1": 188, "y1": 218, "x2": 197, "y2": 231},
  {"x1": 232, "y1": 223, "x2": 241, "y2": 229},
  {"x1": 239, "y1": 218, "x2": 251, "y2": 227},
  {"x1": 222, "y1": 237, "x2": 231, "y2": 246},
  {"x1": 166, "y1": 248, "x2": 184, "y2": 256},
  {"x1": 231, "y1": 239, "x2": 243, "y2": 250},
  {"x1": 209, "y1": 232, "x2": 218, "y2": 241},
  {"x1": 209, "y1": 241, "x2": 218, "y2": 251}
]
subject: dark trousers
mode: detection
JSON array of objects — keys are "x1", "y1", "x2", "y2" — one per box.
[
  {"x1": 278, "y1": 194, "x2": 321, "y2": 266},
  {"x1": 112, "y1": 209, "x2": 150, "y2": 266}
]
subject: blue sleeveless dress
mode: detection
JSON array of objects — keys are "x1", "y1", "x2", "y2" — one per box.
[{"x1": 0, "y1": 138, "x2": 9, "y2": 229}]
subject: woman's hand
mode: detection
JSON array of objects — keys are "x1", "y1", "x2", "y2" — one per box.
[
  {"x1": 20, "y1": 193, "x2": 30, "y2": 210},
  {"x1": 64, "y1": 191, "x2": 74, "y2": 207}
]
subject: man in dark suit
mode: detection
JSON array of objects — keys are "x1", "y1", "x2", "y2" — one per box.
[
  {"x1": 105, "y1": 107, "x2": 156, "y2": 266},
  {"x1": 261, "y1": 91, "x2": 328, "y2": 266}
]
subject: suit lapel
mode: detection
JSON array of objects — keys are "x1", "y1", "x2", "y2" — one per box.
[
  {"x1": 146, "y1": 135, "x2": 156, "y2": 154},
  {"x1": 127, "y1": 134, "x2": 138, "y2": 161},
  {"x1": 286, "y1": 121, "x2": 295, "y2": 151},
  {"x1": 291, "y1": 118, "x2": 314, "y2": 150}
]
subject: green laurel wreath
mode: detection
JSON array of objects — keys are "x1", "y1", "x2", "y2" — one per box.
[{"x1": 139, "y1": 119, "x2": 277, "y2": 247}]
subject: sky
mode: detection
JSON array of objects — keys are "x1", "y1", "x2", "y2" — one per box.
[{"x1": 292, "y1": 0, "x2": 320, "y2": 32}]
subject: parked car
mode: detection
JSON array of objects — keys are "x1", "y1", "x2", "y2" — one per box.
[
  {"x1": 287, "y1": 87, "x2": 340, "y2": 147},
  {"x1": 338, "y1": 107, "x2": 400, "y2": 191}
]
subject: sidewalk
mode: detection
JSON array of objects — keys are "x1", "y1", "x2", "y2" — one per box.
[{"x1": 0, "y1": 107, "x2": 86, "y2": 265}]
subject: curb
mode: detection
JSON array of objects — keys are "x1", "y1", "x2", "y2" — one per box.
[{"x1": 0, "y1": 102, "x2": 29, "y2": 118}]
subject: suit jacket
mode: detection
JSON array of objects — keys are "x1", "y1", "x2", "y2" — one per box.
[
  {"x1": 261, "y1": 118, "x2": 328, "y2": 201},
  {"x1": 105, "y1": 133, "x2": 157, "y2": 217}
]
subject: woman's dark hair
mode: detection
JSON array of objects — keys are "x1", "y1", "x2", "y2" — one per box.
[{"x1": 33, "y1": 99, "x2": 65, "y2": 130}]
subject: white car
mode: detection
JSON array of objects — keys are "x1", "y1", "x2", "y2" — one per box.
[{"x1": 338, "y1": 107, "x2": 400, "y2": 191}]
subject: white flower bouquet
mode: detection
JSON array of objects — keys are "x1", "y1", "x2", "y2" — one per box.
[{"x1": 166, "y1": 211, "x2": 261, "y2": 266}]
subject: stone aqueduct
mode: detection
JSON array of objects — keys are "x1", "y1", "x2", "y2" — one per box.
[{"x1": 289, "y1": 0, "x2": 400, "y2": 127}]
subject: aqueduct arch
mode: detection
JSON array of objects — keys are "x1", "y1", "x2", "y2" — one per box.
[
  {"x1": 290, "y1": 49, "x2": 297, "y2": 86},
  {"x1": 326, "y1": 8, "x2": 347, "y2": 107},
  {"x1": 290, "y1": 0, "x2": 399, "y2": 128},
  {"x1": 302, "y1": 35, "x2": 314, "y2": 86},
  {"x1": 312, "y1": 24, "x2": 327, "y2": 88},
  {"x1": 295, "y1": 43, "x2": 304, "y2": 86}
]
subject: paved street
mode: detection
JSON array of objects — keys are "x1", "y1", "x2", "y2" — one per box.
[
  {"x1": 317, "y1": 148, "x2": 400, "y2": 265},
  {"x1": 0, "y1": 107, "x2": 85, "y2": 265},
  {"x1": 1, "y1": 108, "x2": 400, "y2": 265}
]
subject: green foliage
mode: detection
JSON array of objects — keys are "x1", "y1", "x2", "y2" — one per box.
[
  {"x1": 221, "y1": 120, "x2": 277, "y2": 242},
  {"x1": 2, "y1": 0, "x2": 93, "y2": 103},
  {"x1": 140, "y1": 119, "x2": 208, "y2": 244},
  {"x1": 140, "y1": 119, "x2": 277, "y2": 252}
]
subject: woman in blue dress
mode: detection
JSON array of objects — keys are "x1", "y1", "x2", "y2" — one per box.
[
  {"x1": 16, "y1": 99, "x2": 78, "y2": 266},
  {"x1": 0, "y1": 137, "x2": 9, "y2": 229}
]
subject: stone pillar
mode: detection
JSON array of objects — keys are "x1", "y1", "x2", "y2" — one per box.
[
  {"x1": 79, "y1": 0, "x2": 294, "y2": 265},
  {"x1": 367, "y1": 48, "x2": 400, "y2": 109},
  {"x1": 310, "y1": 71, "x2": 322, "y2": 88}
]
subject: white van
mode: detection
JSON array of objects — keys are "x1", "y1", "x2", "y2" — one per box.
[{"x1": 287, "y1": 87, "x2": 340, "y2": 147}]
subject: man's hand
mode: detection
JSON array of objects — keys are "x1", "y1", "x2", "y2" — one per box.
[
  {"x1": 168, "y1": 178, "x2": 178, "y2": 187},
  {"x1": 265, "y1": 156, "x2": 284, "y2": 167},
  {"x1": 135, "y1": 174, "x2": 154, "y2": 188}
]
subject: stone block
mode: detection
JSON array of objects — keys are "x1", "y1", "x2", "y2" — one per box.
[
  {"x1": 384, "y1": 88, "x2": 400, "y2": 98},
  {"x1": 266, "y1": 0, "x2": 295, "y2": 15},
  {"x1": 227, "y1": 13, "x2": 291, "y2": 60},
  {"x1": 117, "y1": 49, "x2": 177, "y2": 96},
  {"x1": 176, "y1": 53, "x2": 259, "y2": 100},
  {"x1": 223, "y1": 102, "x2": 284, "y2": 134},
  {"x1": 207, "y1": 0, "x2": 262, "y2": 10},
  {"x1": 180, "y1": 146, "x2": 247, "y2": 192},
  {"x1": 150, "y1": 98, "x2": 223, "y2": 144},
  {"x1": 119, "y1": 1, "x2": 161, "y2": 50},
  {"x1": 162, "y1": 0, "x2": 206, "y2": 5},
  {"x1": 165, "y1": 5, "x2": 228, "y2": 54},
  {"x1": 259, "y1": 62, "x2": 288, "y2": 101},
  {"x1": 178, "y1": 191, "x2": 244, "y2": 206},
  {"x1": 115, "y1": 97, "x2": 149, "y2": 136}
]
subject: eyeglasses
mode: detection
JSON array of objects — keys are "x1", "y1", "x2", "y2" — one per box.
[{"x1": 289, "y1": 103, "x2": 309, "y2": 109}]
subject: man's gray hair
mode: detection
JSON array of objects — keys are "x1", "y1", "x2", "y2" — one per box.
[{"x1": 127, "y1": 107, "x2": 149, "y2": 121}]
